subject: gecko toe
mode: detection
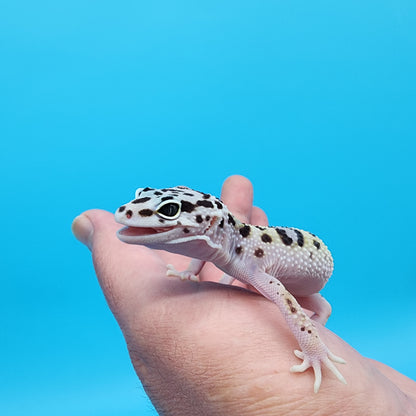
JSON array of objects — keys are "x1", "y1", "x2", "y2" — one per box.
[
  {"x1": 312, "y1": 362, "x2": 322, "y2": 393},
  {"x1": 323, "y1": 357, "x2": 347, "y2": 385},
  {"x1": 327, "y1": 351, "x2": 347, "y2": 364},
  {"x1": 166, "y1": 264, "x2": 199, "y2": 281},
  {"x1": 293, "y1": 349, "x2": 305, "y2": 360}
]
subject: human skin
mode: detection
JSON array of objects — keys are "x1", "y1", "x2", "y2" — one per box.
[{"x1": 72, "y1": 175, "x2": 416, "y2": 416}]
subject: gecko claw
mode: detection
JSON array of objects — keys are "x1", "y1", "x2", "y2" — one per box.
[{"x1": 290, "y1": 349, "x2": 346, "y2": 393}]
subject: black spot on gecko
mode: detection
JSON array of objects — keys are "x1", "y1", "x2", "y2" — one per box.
[
  {"x1": 142, "y1": 187, "x2": 154, "y2": 192},
  {"x1": 126, "y1": 210, "x2": 132, "y2": 218},
  {"x1": 161, "y1": 196, "x2": 174, "y2": 201},
  {"x1": 255, "y1": 225, "x2": 266, "y2": 230},
  {"x1": 159, "y1": 219, "x2": 165, "y2": 223},
  {"x1": 196, "y1": 200, "x2": 214, "y2": 208},
  {"x1": 118, "y1": 206, "x2": 126, "y2": 212},
  {"x1": 215, "y1": 200, "x2": 223, "y2": 209},
  {"x1": 183, "y1": 192, "x2": 194, "y2": 197},
  {"x1": 293, "y1": 229, "x2": 304, "y2": 247},
  {"x1": 132, "y1": 197, "x2": 151, "y2": 204},
  {"x1": 254, "y1": 248, "x2": 264, "y2": 257},
  {"x1": 139, "y1": 209, "x2": 153, "y2": 217},
  {"x1": 154, "y1": 191, "x2": 163, "y2": 196},
  {"x1": 285, "y1": 299, "x2": 297, "y2": 313},
  {"x1": 301, "y1": 326, "x2": 306, "y2": 331},
  {"x1": 181, "y1": 200, "x2": 195, "y2": 213},
  {"x1": 261, "y1": 233, "x2": 272, "y2": 243},
  {"x1": 275, "y1": 228, "x2": 293, "y2": 245},
  {"x1": 183, "y1": 228, "x2": 190, "y2": 233},
  {"x1": 239, "y1": 225, "x2": 251, "y2": 238},
  {"x1": 219, "y1": 218, "x2": 224, "y2": 228},
  {"x1": 202, "y1": 193, "x2": 211, "y2": 199},
  {"x1": 228, "y1": 214, "x2": 236, "y2": 226},
  {"x1": 313, "y1": 240, "x2": 321, "y2": 249},
  {"x1": 308, "y1": 330, "x2": 312, "y2": 334},
  {"x1": 195, "y1": 215, "x2": 203, "y2": 223},
  {"x1": 205, "y1": 215, "x2": 210, "y2": 221},
  {"x1": 235, "y1": 246, "x2": 243, "y2": 254}
]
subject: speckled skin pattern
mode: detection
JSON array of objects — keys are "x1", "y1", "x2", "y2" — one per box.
[{"x1": 115, "y1": 186, "x2": 346, "y2": 393}]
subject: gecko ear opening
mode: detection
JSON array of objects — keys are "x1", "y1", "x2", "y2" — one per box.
[{"x1": 156, "y1": 201, "x2": 181, "y2": 220}]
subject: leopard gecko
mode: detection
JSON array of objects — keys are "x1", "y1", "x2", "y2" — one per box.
[{"x1": 115, "y1": 186, "x2": 346, "y2": 393}]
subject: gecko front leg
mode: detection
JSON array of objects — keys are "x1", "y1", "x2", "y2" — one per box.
[
  {"x1": 167, "y1": 258, "x2": 205, "y2": 282},
  {"x1": 250, "y1": 270, "x2": 346, "y2": 393}
]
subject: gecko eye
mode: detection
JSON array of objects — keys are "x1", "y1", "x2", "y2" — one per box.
[{"x1": 157, "y1": 201, "x2": 181, "y2": 219}]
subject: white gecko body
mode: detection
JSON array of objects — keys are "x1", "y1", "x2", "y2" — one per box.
[{"x1": 115, "y1": 186, "x2": 346, "y2": 393}]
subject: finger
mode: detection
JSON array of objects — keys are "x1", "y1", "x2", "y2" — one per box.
[
  {"x1": 251, "y1": 206, "x2": 268, "y2": 226},
  {"x1": 211, "y1": 176, "x2": 256, "y2": 287},
  {"x1": 72, "y1": 210, "x2": 169, "y2": 321},
  {"x1": 220, "y1": 175, "x2": 253, "y2": 223}
]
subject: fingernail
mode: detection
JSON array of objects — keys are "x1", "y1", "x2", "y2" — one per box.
[{"x1": 72, "y1": 214, "x2": 94, "y2": 250}]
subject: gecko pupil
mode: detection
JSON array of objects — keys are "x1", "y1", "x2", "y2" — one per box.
[{"x1": 158, "y1": 202, "x2": 180, "y2": 218}]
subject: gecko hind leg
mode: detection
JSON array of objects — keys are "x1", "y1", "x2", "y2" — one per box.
[{"x1": 249, "y1": 269, "x2": 346, "y2": 393}]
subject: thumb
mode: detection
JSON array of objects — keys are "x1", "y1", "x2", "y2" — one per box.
[{"x1": 71, "y1": 209, "x2": 167, "y2": 324}]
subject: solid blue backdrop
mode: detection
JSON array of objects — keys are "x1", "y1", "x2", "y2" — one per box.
[{"x1": 1, "y1": 1, "x2": 415, "y2": 414}]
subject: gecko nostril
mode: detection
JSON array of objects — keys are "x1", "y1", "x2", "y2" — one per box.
[
  {"x1": 126, "y1": 210, "x2": 133, "y2": 219},
  {"x1": 118, "y1": 206, "x2": 126, "y2": 213}
]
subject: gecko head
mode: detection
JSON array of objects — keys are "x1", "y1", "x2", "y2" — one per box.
[{"x1": 115, "y1": 186, "x2": 227, "y2": 247}]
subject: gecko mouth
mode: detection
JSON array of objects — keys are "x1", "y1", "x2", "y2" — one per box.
[{"x1": 118, "y1": 226, "x2": 176, "y2": 237}]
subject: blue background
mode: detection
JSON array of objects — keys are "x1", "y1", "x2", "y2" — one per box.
[{"x1": 1, "y1": 1, "x2": 415, "y2": 414}]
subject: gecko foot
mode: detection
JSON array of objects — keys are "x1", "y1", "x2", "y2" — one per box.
[
  {"x1": 166, "y1": 264, "x2": 200, "y2": 282},
  {"x1": 290, "y1": 349, "x2": 347, "y2": 393}
]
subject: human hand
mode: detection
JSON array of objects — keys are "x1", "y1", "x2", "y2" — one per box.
[{"x1": 72, "y1": 175, "x2": 416, "y2": 416}]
